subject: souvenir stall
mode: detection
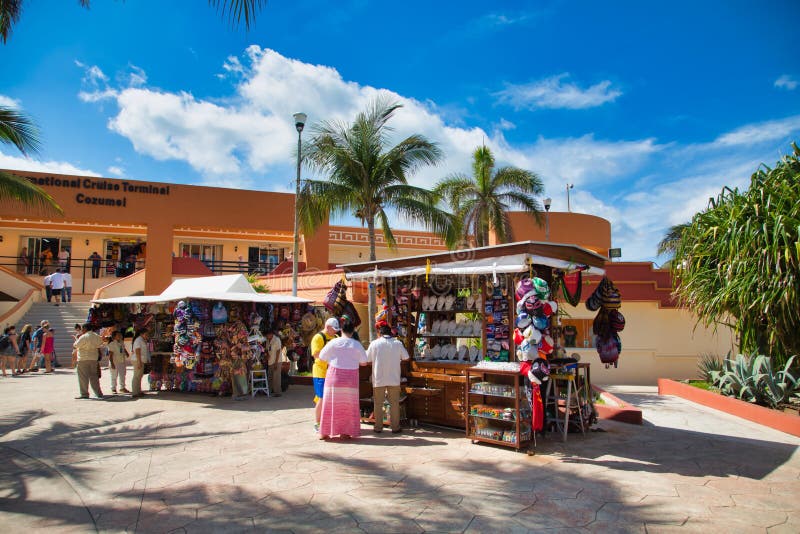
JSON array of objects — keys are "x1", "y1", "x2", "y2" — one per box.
[
  {"x1": 340, "y1": 241, "x2": 613, "y2": 448},
  {"x1": 91, "y1": 275, "x2": 312, "y2": 396}
]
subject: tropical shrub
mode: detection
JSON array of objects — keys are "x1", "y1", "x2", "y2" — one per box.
[
  {"x1": 697, "y1": 353, "x2": 723, "y2": 383},
  {"x1": 710, "y1": 354, "x2": 800, "y2": 408},
  {"x1": 671, "y1": 143, "x2": 800, "y2": 366}
]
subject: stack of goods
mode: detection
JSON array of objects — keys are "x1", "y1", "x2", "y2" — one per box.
[
  {"x1": 484, "y1": 285, "x2": 510, "y2": 361},
  {"x1": 513, "y1": 277, "x2": 556, "y2": 384},
  {"x1": 470, "y1": 404, "x2": 517, "y2": 420},
  {"x1": 172, "y1": 300, "x2": 201, "y2": 370},
  {"x1": 585, "y1": 276, "x2": 624, "y2": 368},
  {"x1": 472, "y1": 422, "x2": 531, "y2": 444},
  {"x1": 471, "y1": 382, "x2": 514, "y2": 397}
]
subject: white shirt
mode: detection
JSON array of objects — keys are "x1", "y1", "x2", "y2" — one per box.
[
  {"x1": 107, "y1": 340, "x2": 127, "y2": 361},
  {"x1": 319, "y1": 336, "x2": 368, "y2": 370},
  {"x1": 266, "y1": 335, "x2": 282, "y2": 366},
  {"x1": 366, "y1": 335, "x2": 409, "y2": 387},
  {"x1": 58, "y1": 250, "x2": 69, "y2": 262},
  {"x1": 49, "y1": 271, "x2": 64, "y2": 289},
  {"x1": 43, "y1": 274, "x2": 52, "y2": 287},
  {"x1": 64, "y1": 272, "x2": 73, "y2": 287},
  {"x1": 73, "y1": 331, "x2": 103, "y2": 362},
  {"x1": 133, "y1": 336, "x2": 151, "y2": 363}
]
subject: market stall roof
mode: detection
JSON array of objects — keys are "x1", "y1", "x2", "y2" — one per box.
[
  {"x1": 91, "y1": 274, "x2": 311, "y2": 305},
  {"x1": 339, "y1": 241, "x2": 607, "y2": 280}
]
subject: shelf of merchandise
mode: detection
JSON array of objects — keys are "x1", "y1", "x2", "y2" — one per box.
[
  {"x1": 465, "y1": 367, "x2": 532, "y2": 451},
  {"x1": 420, "y1": 308, "x2": 481, "y2": 314}
]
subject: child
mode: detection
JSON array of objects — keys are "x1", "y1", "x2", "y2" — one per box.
[
  {"x1": 41, "y1": 327, "x2": 55, "y2": 373},
  {"x1": 107, "y1": 331, "x2": 130, "y2": 394}
]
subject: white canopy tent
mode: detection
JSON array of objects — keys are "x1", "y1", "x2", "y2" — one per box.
[{"x1": 92, "y1": 274, "x2": 311, "y2": 305}]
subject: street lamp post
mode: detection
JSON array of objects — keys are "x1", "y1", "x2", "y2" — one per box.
[
  {"x1": 292, "y1": 112, "x2": 307, "y2": 297},
  {"x1": 566, "y1": 183, "x2": 574, "y2": 212},
  {"x1": 544, "y1": 197, "x2": 552, "y2": 241}
]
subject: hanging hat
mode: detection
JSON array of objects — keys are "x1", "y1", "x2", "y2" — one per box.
[
  {"x1": 532, "y1": 277, "x2": 550, "y2": 299},
  {"x1": 528, "y1": 358, "x2": 551, "y2": 384},
  {"x1": 542, "y1": 300, "x2": 558, "y2": 317},
  {"x1": 585, "y1": 291, "x2": 602, "y2": 311},
  {"x1": 515, "y1": 278, "x2": 535, "y2": 301},
  {"x1": 515, "y1": 312, "x2": 532, "y2": 329},
  {"x1": 609, "y1": 310, "x2": 625, "y2": 332},
  {"x1": 532, "y1": 315, "x2": 549, "y2": 331},
  {"x1": 523, "y1": 325, "x2": 542, "y2": 344},
  {"x1": 513, "y1": 328, "x2": 525, "y2": 346},
  {"x1": 538, "y1": 335, "x2": 554, "y2": 354}
]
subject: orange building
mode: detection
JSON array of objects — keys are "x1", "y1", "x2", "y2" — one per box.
[{"x1": 1, "y1": 170, "x2": 734, "y2": 384}]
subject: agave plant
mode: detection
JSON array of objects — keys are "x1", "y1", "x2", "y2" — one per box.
[
  {"x1": 710, "y1": 354, "x2": 800, "y2": 408},
  {"x1": 697, "y1": 353, "x2": 723, "y2": 383}
]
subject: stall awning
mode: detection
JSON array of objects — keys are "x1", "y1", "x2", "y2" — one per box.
[
  {"x1": 92, "y1": 274, "x2": 311, "y2": 305},
  {"x1": 340, "y1": 241, "x2": 607, "y2": 280}
]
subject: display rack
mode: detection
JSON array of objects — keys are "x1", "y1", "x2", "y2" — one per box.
[{"x1": 465, "y1": 367, "x2": 532, "y2": 451}]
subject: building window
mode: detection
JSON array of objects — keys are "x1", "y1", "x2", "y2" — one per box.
[{"x1": 179, "y1": 243, "x2": 223, "y2": 262}]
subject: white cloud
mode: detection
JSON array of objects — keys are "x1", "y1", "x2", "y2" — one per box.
[
  {"x1": 494, "y1": 73, "x2": 622, "y2": 110},
  {"x1": 107, "y1": 165, "x2": 125, "y2": 176},
  {"x1": 0, "y1": 95, "x2": 21, "y2": 108},
  {"x1": 775, "y1": 74, "x2": 798, "y2": 90},
  {"x1": 0, "y1": 150, "x2": 100, "y2": 176},
  {"x1": 712, "y1": 114, "x2": 800, "y2": 147},
  {"x1": 74, "y1": 48, "x2": 799, "y2": 263}
]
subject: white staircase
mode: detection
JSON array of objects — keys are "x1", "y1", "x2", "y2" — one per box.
[{"x1": 16, "y1": 302, "x2": 92, "y2": 365}]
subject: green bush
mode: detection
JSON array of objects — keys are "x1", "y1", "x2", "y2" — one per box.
[
  {"x1": 710, "y1": 354, "x2": 800, "y2": 408},
  {"x1": 697, "y1": 353, "x2": 723, "y2": 383}
]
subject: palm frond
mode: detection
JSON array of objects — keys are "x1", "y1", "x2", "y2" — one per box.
[
  {"x1": 0, "y1": 106, "x2": 40, "y2": 155},
  {"x1": 208, "y1": 0, "x2": 267, "y2": 30},
  {"x1": 657, "y1": 222, "x2": 690, "y2": 257},
  {"x1": 493, "y1": 166, "x2": 543, "y2": 194},
  {"x1": 0, "y1": 171, "x2": 63, "y2": 215}
]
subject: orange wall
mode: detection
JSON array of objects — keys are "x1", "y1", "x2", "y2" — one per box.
[
  {"x1": 505, "y1": 211, "x2": 611, "y2": 256},
  {"x1": 1, "y1": 170, "x2": 299, "y2": 294}
]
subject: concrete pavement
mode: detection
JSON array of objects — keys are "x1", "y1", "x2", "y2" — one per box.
[{"x1": 0, "y1": 371, "x2": 798, "y2": 533}]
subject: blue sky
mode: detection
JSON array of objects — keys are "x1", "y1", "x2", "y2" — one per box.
[{"x1": 1, "y1": 0, "x2": 799, "y2": 261}]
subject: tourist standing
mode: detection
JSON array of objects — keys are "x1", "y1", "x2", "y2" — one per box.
[
  {"x1": 29, "y1": 320, "x2": 48, "y2": 371},
  {"x1": 107, "y1": 331, "x2": 130, "y2": 394},
  {"x1": 40, "y1": 248, "x2": 53, "y2": 271},
  {"x1": 58, "y1": 247, "x2": 70, "y2": 270},
  {"x1": 70, "y1": 323, "x2": 81, "y2": 368},
  {"x1": 265, "y1": 329, "x2": 283, "y2": 397},
  {"x1": 41, "y1": 327, "x2": 55, "y2": 373},
  {"x1": 89, "y1": 251, "x2": 102, "y2": 278},
  {"x1": 317, "y1": 319, "x2": 368, "y2": 440},
  {"x1": 73, "y1": 323, "x2": 104, "y2": 399},
  {"x1": 49, "y1": 269, "x2": 64, "y2": 306},
  {"x1": 131, "y1": 329, "x2": 151, "y2": 397},
  {"x1": 366, "y1": 322, "x2": 410, "y2": 434},
  {"x1": 16, "y1": 324, "x2": 32, "y2": 374},
  {"x1": 1, "y1": 326, "x2": 20, "y2": 377},
  {"x1": 43, "y1": 272, "x2": 53, "y2": 303},
  {"x1": 17, "y1": 247, "x2": 29, "y2": 274},
  {"x1": 63, "y1": 270, "x2": 73, "y2": 303},
  {"x1": 309, "y1": 318, "x2": 340, "y2": 431}
]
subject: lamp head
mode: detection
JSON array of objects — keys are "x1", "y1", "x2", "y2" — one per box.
[
  {"x1": 543, "y1": 197, "x2": 552, "y2": 212},
  {"x1": 293, "y1": 112, "x2": 307, "y2": 133}
]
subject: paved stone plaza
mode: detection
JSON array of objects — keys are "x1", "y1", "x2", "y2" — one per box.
[{"x1": 1, "y1": 371, "x2": 798, "y2": 533}]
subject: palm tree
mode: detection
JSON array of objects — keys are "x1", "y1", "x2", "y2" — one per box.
[
  {"x1": 299, "y1": 97, "x2": 455, "y2": 340},
  {"x1": 657, "y1": 222, "x2": 689, "y2": 258},
  {"x1": 1, "y1": 0, "x2": 266, "y2": 43},
  {"x1": 434, "y1": 145, "x2": 544, "y2": 247},
  {"x1": 0, "y1": 106, "x2": 62, "y2": 215}
]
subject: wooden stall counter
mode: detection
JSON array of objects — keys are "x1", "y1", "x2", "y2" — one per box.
[{"x1": 404, "y1": 360, "x2": 476, "y2": 428}]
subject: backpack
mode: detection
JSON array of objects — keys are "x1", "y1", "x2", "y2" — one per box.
[
  {"x1": 0, "y1": 334, "x2": 9, "y2": 352},
  {"x1": 596, "y1": 334, "x2": 620, "y2": 367}
]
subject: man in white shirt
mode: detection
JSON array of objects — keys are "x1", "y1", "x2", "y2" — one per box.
[
  {"x1": 49, "y1": 269, "x2": 65, "y2": 306},
  {"x1": 58, "y1": 247, "x2": 70, "y2": 269},
  {"x1": 73, "y1": 323, "x2": 104, "y2": 399},
  {"x1": 63, "y1": 271, "x2": 73, "y2": 303},
  {"x1": 131, "y1": 330, "x2": 151, "y2": 397},
  {"x1": 265, "y1": 329, "x2": 283, "y2": 397},
  {"x1": 366, "y1": 322, "x2": 410, "y2": 433}
]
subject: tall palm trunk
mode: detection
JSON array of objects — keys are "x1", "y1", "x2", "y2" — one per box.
[{"x1": 367, "y1": 215, "x2": 378, "y2": 341}]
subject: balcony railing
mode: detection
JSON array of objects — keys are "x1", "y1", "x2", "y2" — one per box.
[{"x1": 0, "y1": 255, "x2": 146, "y2": 293}]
